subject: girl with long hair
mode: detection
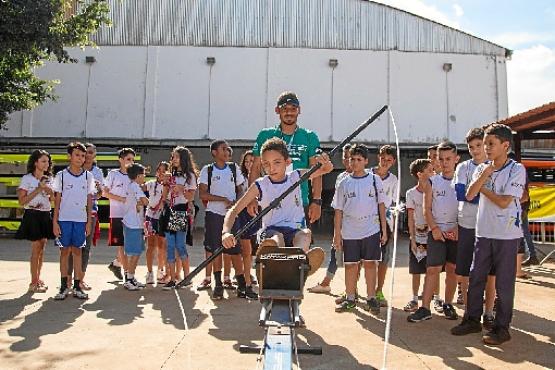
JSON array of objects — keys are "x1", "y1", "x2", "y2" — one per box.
[
  {"x1": 161, "y1": 147, "x2": 198, "y2": 290},
  {"x1": 16, "y1": 150, "x2": 55, "y2": 293}
]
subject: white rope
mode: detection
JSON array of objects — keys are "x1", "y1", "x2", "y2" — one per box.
[
  {"x1": 381, "y1": 107, "x2": 402, "y2": 370},
  {"x1": 161, "y1": 289, "x2": 191, "y2": 369}
]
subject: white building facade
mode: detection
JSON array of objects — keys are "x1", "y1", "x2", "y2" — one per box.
[{"x1": 2, "y1": 0, "x2": 509, "y2": 146}]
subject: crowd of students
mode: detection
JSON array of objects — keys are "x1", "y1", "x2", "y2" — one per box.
[{"x1": 15, "y1": 93, "x2": 531, "y2": 348}]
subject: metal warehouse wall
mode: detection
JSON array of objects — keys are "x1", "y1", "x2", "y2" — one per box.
[{"x1": 2, "y1": 46, "x2": 508, "y2": 144}]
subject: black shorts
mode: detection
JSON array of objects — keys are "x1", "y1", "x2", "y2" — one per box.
[
  {"x1": 15, "y1": 209, "x2": 54, "y2": 241},
  {"x1": 427, "y1": 232, "x2": 457, "y2": 267},
  {"x1": 108, "y1": 218, "x2": 124, "y2": 247},
  {"x1": 204, "y1": 211, "x2": 240, "y2": 255},
  {"x1": 409, "y1": 243, "x2": 427, "y2": 274},
  {"x1": 343, "y1": 233, "x2": 381, "y2": 263},
  {"x1": 145, "y1": 216, "x2": 165, "y2": 237},
  {"x1": 455, "y1": 226, "x2": 476, "y2": 276}
]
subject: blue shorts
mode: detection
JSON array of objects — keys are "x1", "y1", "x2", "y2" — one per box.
[
  {"x1": 123, "y1": 226, "x2": 145, "y2": 256},
  {"x1": 56, "y1": 221, "x2": 86, "y2": 248},
  {"x1": 258, "y1": 226, "x2": 302, "y2": 247}
]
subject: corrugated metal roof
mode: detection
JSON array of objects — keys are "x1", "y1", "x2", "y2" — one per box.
[
  {"x1": 498, "y1": 101, "x2": 555, "y2": 133},
  {"x1": 89, "y1": 0, "x2": 508, "y2": 56}
]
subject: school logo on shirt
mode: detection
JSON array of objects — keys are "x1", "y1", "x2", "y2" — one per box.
[
  {"x1": 435, "y1": 190, "x2": 446, "y2": 197},
  {"x1": 346, "y1": 191, "x2": 357, "y2": 199}
]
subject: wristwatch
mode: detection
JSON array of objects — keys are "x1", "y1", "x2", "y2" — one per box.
[{"x1": 310, "y1": 199, "x2": 322, "y2": 206}]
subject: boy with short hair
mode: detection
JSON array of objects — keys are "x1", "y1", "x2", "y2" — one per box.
[
  {"x1": 404, "y1": 159, "x2": 434, "y2": 312},
  {"x1": 332, "y1": 144, "x2": 388, "y2": 313},
  {"x1": 451, "y1": 124, "x2": 526, "y2": 345},
  {"x1": 371, "y1": 144, "x2": 398, "y2": 307},
  {"x1": 122, "y1": 164, "x2": 149, "y2": 290},
  {"x1": 104, "y1": 148, "x2": 136, "y2": 281},
  {"x1": 427, "y1": 145, "x2": 442, "y2": 173},
  {"x1": 52, "y1": 142, "x2": 95, "y2": 300},
  {"x1": 408, "y1": 141, "x2": 460, "y2": 322},
  {"x1": 199, "y1": 140, "x2": 254, "y2": 300},
  {"x1": 221, "y1": 137, "x2": 331, "y2": 293},
  {"x1": 454, "y1": 128, "x2": 496, "y2": 327}
]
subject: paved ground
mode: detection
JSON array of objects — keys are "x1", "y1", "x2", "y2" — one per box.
[{"x1": 1, "y1": 231, "x2": 554, "y2": 370}]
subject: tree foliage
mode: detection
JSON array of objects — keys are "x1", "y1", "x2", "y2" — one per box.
[{"x1": 0, "y1": 0, "x2": 110, "y2": 127}]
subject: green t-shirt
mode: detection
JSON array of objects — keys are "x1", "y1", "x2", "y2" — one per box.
[{"x1": 252, "y1": 125, "x2": 321, "y2": 206}]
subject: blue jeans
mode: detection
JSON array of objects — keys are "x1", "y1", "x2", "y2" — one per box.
[
  {"x1": 326, "y1": 246, "x2": 338, "y2": 279},
  {"x1": 522, "y1": 209, "x2": 537, "y2": 258},
  {"x1": 166, "y1": 231, "x2": 187, "y2": 262}
]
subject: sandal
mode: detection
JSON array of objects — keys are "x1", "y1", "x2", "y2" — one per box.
[
  {"x1": 196, "y1": 278, "x2": 211, "y2": 291},
  {"x1": 80, "y1": 281, "x2": 92, "y2": 291},
  {"x1": 223, "y1": 279, "x2": 235, "y2": 290},
  {"x1": 516, "y1": 274, "x2": 531, "y2": 280}
]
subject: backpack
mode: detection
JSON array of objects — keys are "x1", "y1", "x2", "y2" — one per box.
[{"x1": 202, "y1": 162, "x2": 240, "y2": 208}]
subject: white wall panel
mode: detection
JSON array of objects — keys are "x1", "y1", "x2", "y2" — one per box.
[
  {"x1": 331, "y1": 50, "x2": 389, "y2": 143},
  {"x1": 85, "y1": 47, "x2": 147, "y2": 138},
  {"x1": 152, "y1": 47, "x2": 210, "y2": 139},
  {"x1": 389, "y1": 51, "x2": 448, "y2": 143},
  {"x1": 29, "y1": 49, "x2": 90, "y2": 137},
  {"x1": 208, "y1": 48, "x2": 268, "y2": 139}
]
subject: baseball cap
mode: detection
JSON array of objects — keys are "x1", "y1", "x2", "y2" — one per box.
[{"x1": 276, "y1": 92, "x2": 300, "y2": 108}]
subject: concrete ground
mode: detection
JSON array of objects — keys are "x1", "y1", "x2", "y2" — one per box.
[{"x1": 0, "y1": 231, "x2": 554, "y2": 370}]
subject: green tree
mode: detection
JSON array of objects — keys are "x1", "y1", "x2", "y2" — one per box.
[{"x1": 0, "y1": 0, "x2": 110, "y2": 127}]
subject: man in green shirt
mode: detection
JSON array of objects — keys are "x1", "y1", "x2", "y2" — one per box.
[{"x1": 248, "y1": 91, "x2": 323, "y2": 225}]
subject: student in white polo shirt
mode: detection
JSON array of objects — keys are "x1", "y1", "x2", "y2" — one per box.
[
  {"x1": 408, "y1": 141, "x2": 460, "y2": 323},
  {"x1": 452, "y1": 124, "x2": 526, "y2": 346},
  {"x1": 52, "y1": 142, "x2": 95, "y2": 300},
  {"x1": 332, "y1": 144, "x2": 388, "y2": 314},
  {"x1": 103, "y1": 148, "x2": 135, "y2": 281},
  {"x1": 199, "y1": 140, "x2": 249, "y2": 300}
]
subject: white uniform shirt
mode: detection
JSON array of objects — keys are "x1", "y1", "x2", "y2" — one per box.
[
  {"x1": 19, "y1": 174, "x2": 53, "y2": 212},
  {"x1": 454, "y1": 160, "x2": 480, "y2": 229},
  {"x1": 104, "y1": 169, "x2": 130, "y2": 218},
  {"x1": 199, "y1": 163, "x2": 244, "y2": 216},
  {"x1": 475, "y1": 160, "x2": 525, "y2": 240},
  {"x1": 88, "y1": 165, "x2": 104, "y2": 212},
  {"x1": 52, "y1": 169, "x2": 95, "y2": 222},
  {"x1": 169, "y1": 173, "x2": 197, "y2": 206},
  {"x1": 255, "y1": 170, "x2": 306, "y2": 230},
  {"x1": 331, "y1": 173, "x2": 386, "y2": 240},
  {"x1": 123, "y1": 182, "x2": 147, "y2": 229},
  {"x1": 406, "y1": 186, "x2": 428, "y2": 244},
  {"x1": 145, "y1": 180, "x2": 164, "y2": 219},
  {"x1": 429, "y1": 174, "x2": 458, "y2": 232},
  {"x1": 372, "y1": 168, "x2": 398, "y2": 208}
]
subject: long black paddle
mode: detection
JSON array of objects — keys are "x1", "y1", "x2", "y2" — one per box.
[{"x1": 177, "y1": 104, "x2": 388, "y2": 288}]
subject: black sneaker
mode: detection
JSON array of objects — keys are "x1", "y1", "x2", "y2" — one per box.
[
  {"x1": 108, "y1": 262, "x2": 123, "y2": 280},
  {"x1": 237, "y1": 285, "x2": 258, "y2": 300},
  {"x1": 522, "y1": 256, "x2": 539, "y2": 266},
  {"x1": 212, "y1": 285, "x2": 224, "y2": 300},
  {"x1": 162, "y1": 281, "x2": 176, "y2": 291},
  {"x1": 483, "y1": 327, "x2": 511, "y2": 345},
  {"x1": 482, "y1": 314, "x2": 495, "y2": 331},
  {"x1": 366, "y1": 297, "x2": 380, "y2": 314},
  {"x1": 443, "y1": 303, "x2": 459, "y2": 320},
  {"x1": 407, "y1": 307, "x2": 432, "y2": 322},
  {"x1": 451, "y1": 317, "x2": 482, "y2": 336}
]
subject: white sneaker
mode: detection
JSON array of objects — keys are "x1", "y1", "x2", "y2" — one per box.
[
  {"x1": 73, "y1": 289, "x2": 89, "y2": 300},
  {"x1": 307, "y1": 283, "x2": 331, "y2": 293},
  {"x1": 132, "y1": 278, "x2": 146, "y2": 289},
  {"x1": 54, "y1": 287, "x2": 70, "y2": 300},
  {"x1": 124, "y1": 281, "x2": 139, "y2": 291},
  {"x1": 146, "y1": 271, "x2": 155, "y2": 285}
]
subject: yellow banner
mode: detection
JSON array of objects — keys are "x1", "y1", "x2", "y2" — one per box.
[{"x1": 529, "y1": 186, "x2": 555, "y2": 222}]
